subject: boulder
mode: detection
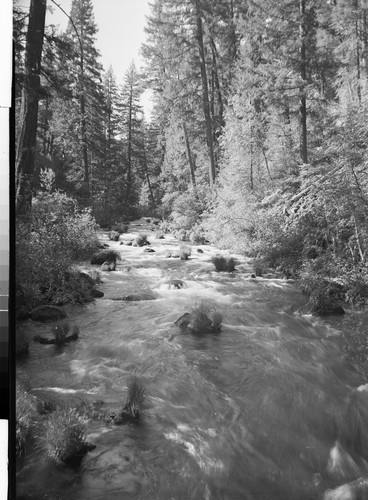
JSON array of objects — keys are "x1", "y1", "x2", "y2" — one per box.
[
  {"x1": 299, "y1": 301, "x2": 345, "y2": 316},
  {"x1": 174, "y1": 313, "x2": 191, "y2": 329},
  {"x1": 167, "y1": 279, "x2": 185, "y2": 289},
  {"x1": 78, "y1": 271, "x2": 95, "y2": 287},
  {"x1": 30, "y1": 305, "x2": 67, "y2": 323},
  {"x1": 111, "y1": 290, "x2": 157, "y2": 301},
  {"x1": 143, "y1": 248, "x2": 156, "y2": 253},
  {"x1": 33, "y1": 330, "x2": 79, "y2": 345},
  {"x1": 91, "y1": 289, "x2": 104, "y2": 298},
  {"x1": 174, "y1": 310, "x2": 221, "y2": 334}
]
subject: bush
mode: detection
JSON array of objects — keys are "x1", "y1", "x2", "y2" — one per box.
[
  {"x1": 212, "y1": 255, "x2": 236, "y2": 272},
  {"x1": 345, "y1": 272, "x2": 368, "y2": 307},
  {"x1": 91, "y1": 249, "x2": 121, "y2": 265},
  {"x1": 16, "y1": 382, "x2": 37, "y2": 456},
  {"x1": 39, "y1": 407, "x2": 87, "y2": 464},
  {"x1": 108, "y1": 230, "x2": 120, "y2": 241},
  {"x1": 179, "y1": 244, "x2": 191, "y2": 260},
  {"x1": 16, "y1": 191, "x2": 99, "y2": 305},
  {"x1": 161, "y1": 188, "x2": 208, "y2": 239}
]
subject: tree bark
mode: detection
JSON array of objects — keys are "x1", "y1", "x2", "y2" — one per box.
[
  {"x1": 299, "y1": 0, "x2": 308, "y2": 164},
  {"x1": 182, "y1": 123, "x2": 197, "y2": 190},
  {"x1": 15, "y1": 0, "x2": 47, "y2": 215},
  {"x1": 195, "y1": 0, "x2": 216, "y2": 187}
]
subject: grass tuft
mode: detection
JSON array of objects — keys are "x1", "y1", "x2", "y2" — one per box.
[
  {"x1": 108, "y1": 230, "x2": 120, "y2": 241},
  {"x1": 188, "y1": 299, "x2": 223, "y2": 333},
  {"x1": 38, "y1": 407, "x2": 87, "y2": 464},
  {"x1": 134, "y1": 234, "x2": 149, "y2": 247},
  {"x1": 212, "y1": 255, "x2": 236, "y2": 272},
  {"x1": 52, "y1": 321, "x2": 79, "y2": 345},
  {"x1": 16, "y1": 382, "x2": 37, "y2": 456},
  {"x1": 91, "y1": 249, "x2": 121, "y2": 265},
  {"x1": 116, "y1": 376, "x2": 146, "y2": 423}
]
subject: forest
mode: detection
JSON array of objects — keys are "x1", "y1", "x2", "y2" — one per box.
[
  {"x1": 14, "y1": 0, "x2": 368, "y2": 311},
  {"x1": 13, "y1": 1, "x2": 368, "y2": 498},
  {"x1": 14, "y1": 0, "x2": 368, "y2": 316}
]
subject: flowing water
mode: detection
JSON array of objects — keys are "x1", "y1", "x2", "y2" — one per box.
[{"x1": 16, "y1": 220, "x2": 368, "y2": 500}]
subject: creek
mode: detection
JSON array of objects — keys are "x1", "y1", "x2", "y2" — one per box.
[{"x1": 16, "y1": 219, "x2": 368, "y2": 500}]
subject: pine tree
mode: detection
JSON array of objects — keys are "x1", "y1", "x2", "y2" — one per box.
[{"x1": 15, "y1": 0, "x2": 47, "y2": 215}]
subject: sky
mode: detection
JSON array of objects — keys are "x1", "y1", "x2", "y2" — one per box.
[{"x1": 16, "y1": 0, "x2": 154, "y2": 114}]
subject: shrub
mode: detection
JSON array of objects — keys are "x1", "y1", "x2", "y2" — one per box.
[
  {"x1": 16, "y1": 382, "x2": 37, "y2": 456},
  {"x1": 179, "y1": 244, "x2": 191, "y2": 260},
  {"x1": 91, "y1": 249, "x2": 121, "y2": 265},
  {"x1": 108, "y1": 230, "x2": 120, "y2": 242},
  {"x1": 134, "y1": 234, "x2": 149, "y2": 247},
  {"x1": 344, "y1": 272, "x2": 368, "y2": 307},
  {"x1": 161, "y1": 188, "x2": 209, "y2": 238},
  {"x1": 212, "y1": 255, "x2": 236, "y2": 272},
  {"x1": 16, "y1": 191, "x2": 99, "y2": 305},
  {"x1": 39, "y1": 407, "x2": 87, "y2": 464}
]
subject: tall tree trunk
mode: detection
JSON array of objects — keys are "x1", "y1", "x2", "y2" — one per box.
[
  {"x1": 363, "y1": 8, "x2": 368, "y2": 77},
  {"x1": 182, "y1": 122, "x2": 197, "y2": 191},
  {"x1": 299, "y1": 0, "x2": 308, "y2": 164},
  {"x1": 79, "y1": 24, "x2": 89, "y2": 197},
  {"x1": 195, "y1": 0, "x2": 216, "y2": 187},
  {"x1": 142, "y1": 139, "x2": 156, "y2": 208},
  {"x1": 355, "y1": 3, "x2": 362, "y2": 103},
  {"x1": 15, "y1": 0, "x2": 47, "y2": 215},
  {"x1": 210, "y1": 36, "x2": 224, "y2": 128},
  {"x1": 126, "y1": 81, "x2": 133, "y2": 204}
]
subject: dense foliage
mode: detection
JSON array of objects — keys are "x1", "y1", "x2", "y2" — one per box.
[
  {"x1": 16, "y1": 189, "x2": 99, "y2": 305},
  {"x1": 14, "y1": 0, "x2": 368, "y2": 307}
]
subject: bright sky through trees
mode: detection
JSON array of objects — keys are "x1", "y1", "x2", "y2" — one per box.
[{"x1": 16, "y1": 0, "x2": 153, "y2": 115}]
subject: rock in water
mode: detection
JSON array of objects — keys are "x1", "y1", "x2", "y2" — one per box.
[
  {"x1": 101, "y1": 260, "x2": 116, "y2": 271},
  {"x1": 30, "y1": 305, "x2": 67, "y2": 323}
]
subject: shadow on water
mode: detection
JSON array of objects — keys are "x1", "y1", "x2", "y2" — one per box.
[{"x1": 16, "y1": 221, "x2": 368, "y2": 499}]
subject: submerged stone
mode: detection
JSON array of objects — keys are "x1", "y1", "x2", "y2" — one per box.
[
  {"x1": 33, "y1": 330, "x2": 78, "y2": 345},
  {"x1": 30, "y1": 305, "x2": 67, "y2": 323},
  {"x1": 91, "y1": 289, "x2": 104, "y2": 298}
]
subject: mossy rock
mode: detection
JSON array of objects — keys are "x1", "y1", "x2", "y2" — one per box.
[{"x1": 30, "y1": 305, "x2": 67, "y2": 323}]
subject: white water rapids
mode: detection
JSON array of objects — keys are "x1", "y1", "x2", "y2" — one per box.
[{"x1": 16, "y1": 219, "x2": 368, "y2": 500}]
